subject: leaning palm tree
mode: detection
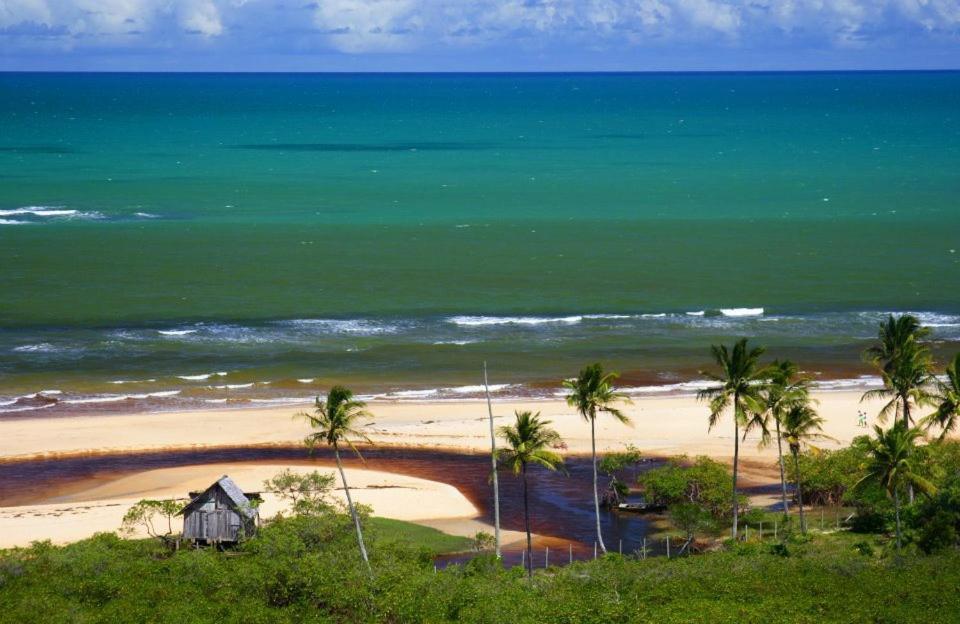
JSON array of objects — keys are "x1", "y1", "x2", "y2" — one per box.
[
  {"x1": 923, "y1": 352, "x2": 960, "y2": 441},
  {"x1": 744, "y1": 359, "x2": 812, "y2": 515},
  {"x1": 862, "y1": 314, "x2": 933, "y2": 427},
  {"x1": 497, "y1": 411, "x2": 564, "y2": 578},
  {"x1": 563, "y1": 363, "x2": 630, "y2": 554},
  {"x1": 780, "y1": 402, "x2": 834, "y2": 533},
  {"x1": 855, "y1": 422, "x2": 936, "y2": 550},
  {"x1": 297, "y1": 386, "x2": 373, "y2": 573},
  {"x1": 697, "y1": 338, "x2": 768, "y2": 539}
]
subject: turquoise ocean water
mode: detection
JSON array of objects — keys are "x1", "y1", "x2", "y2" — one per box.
[{"x1": 1, "y1": 72, "x2": 958, "y2": 413}]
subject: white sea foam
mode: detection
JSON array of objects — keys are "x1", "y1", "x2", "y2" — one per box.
[
  {"x1": 686, "y1": 311, "x2": 705, "y2": 317},
  {"x1": 813, "y1": 376, "x2": 883, "y2": 391},
  {"x1": 448, "y1": 315, "x2": 583, "y2": 327},
  {"x1": 640, "y1": 313, "x2": 667, "y2": 318},
  {"x1": 0, "y1": 219, "x2": 26, "y2": 225},
  {"x1": 61, "y1": 390, "x2": 181, "y2": 404},
  {"x1": 582, "y1": 314, "x2": 635, "y2": 320},
  {"x1": 277, "y1": 318, "x2": 399, "y2": 335},
  {"x1": 297, "y1": 378, "x2": 315, "y2": 383},
  {"x1": 178, "y1": 373, "x2": 213, "y2": 381},
  {"x1": 109, "y1": 378, "x2": 157, "y2": 384},
  {"x1": 432, "y1": 340, "x2": 478, "y2": 345},
  {"x1": 158, "y1": 329, "x2": 197, "y2": 336},
  {"x1": 134, "y1": 212, "x2": 160, "y2": 218},
  {"x1": 719, "y1": 307, "x2": 764, "y2": 317},
  {"x1": 0, "y1": 403, "x2": 56, "y2": 414},
  {"x1": 447, "y1": 384, "x2": 516, "y2": 394},
  {"x1": 12, "y1": 343, "x2": 58, "y2": 353},
  {"x1": 620, "y1": 380, "x2": 717, "y2": 395},
  {"x1": 211, "y1": 383, "x2": 254, "y2": 390},
  {"x1": 249, "y1": 397, "x2": 309, "y2": 405},
  {"x1": 0, "y1": 207, "x2": 104, "y2": 220}
]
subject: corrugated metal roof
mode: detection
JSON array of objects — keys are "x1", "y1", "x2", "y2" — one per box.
[{"x1": 178, "y1": 475, "x2": 258, "y2": 519}]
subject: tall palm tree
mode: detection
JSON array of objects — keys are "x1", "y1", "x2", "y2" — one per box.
[
  {"x1": 856, "y1": 422, "x2": 936, "y2": 550},
  {"x1": 298, "y1": 386, "x2": 373, "y2": 573},
  {"x1": 697, "y1": 338, "x2": 768, "y2": 539},
  {"x1": 743, "y1": 359, "x2": 812, "y2": 515},
  {"x1": 862, "y1": 314, "x2": 933, "y2": 427},
  {"x1": 497, "y1": 410, "x2": 564, "y2": 578},
  {"x1": 563, "y1": 363, "x2": 630, "y2": 554},
  {"x1": 924, "y1": 352, "x2": 960, "y2": 441},
  {"x1": 780, "y1": 402, "x2": 834, "y2": 533}
]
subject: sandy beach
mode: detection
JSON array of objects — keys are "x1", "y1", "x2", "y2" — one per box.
[{"x1": 0, "y1": 390, "x2": 887, "y2": 548}]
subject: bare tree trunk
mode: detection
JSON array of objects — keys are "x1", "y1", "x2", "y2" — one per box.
[
  {"x1": 731, "y1": 398, "x2": 740, "y2": 540},
  {"x1": 335, "y1": 445, "x2": 371, "y2": 574},
  {"x1": 793, "y1": 449, "x2": 806, "y2": 534},
  {"x1": 523, "y1": 463, "x2": 532, "y2": 578},
  {"x1": 483, "y1": 362, "x2": 501, "y2": 559},
  {"x1": 776, "y1": 419, "x2": 789, "y2": 514},
  {"x1": 903, "y1": 398, "x2": 915, "y2": 504},
  {"x1": 591, "y1": 415, "x2": 607, "y2": 553},
  {"x1": 894, "y1": 488, "x2": 903, "y2": 551}
]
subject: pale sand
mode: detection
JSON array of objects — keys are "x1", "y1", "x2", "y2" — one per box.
[
  {"x1": 0, "y1": 462, "x2": 527, "y2": 549},
  {"x1": 0, "y1": 390, "x2": 887, "y2": 548},
  {"x1": 1, "y1": 390, "x2": 883, "y2": 462}
]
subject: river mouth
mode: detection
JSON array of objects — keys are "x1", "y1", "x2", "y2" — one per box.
[{"x1": 0, "y1": 444, "x2": 668, "y2": 562}]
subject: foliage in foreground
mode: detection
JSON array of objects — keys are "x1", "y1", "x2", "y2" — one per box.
[{"x1": 2, "y1": 514, "x2": 958, "y2": 624}]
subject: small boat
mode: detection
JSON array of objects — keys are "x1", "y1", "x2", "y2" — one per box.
[{"x1": 617, "y1": 501, "x2": 666, "y2": 514}]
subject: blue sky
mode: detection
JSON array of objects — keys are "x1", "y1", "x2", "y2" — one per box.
[{"x1": 1, "y1": 0, "x2": 958, "y2": 71}]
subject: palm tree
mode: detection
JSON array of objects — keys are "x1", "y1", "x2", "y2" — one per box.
[
  {"x1": 743, "y1": 359, "x2": 812, "y2": 515},
  {"x1": 780, "y1": 402, "x2": 834, "y2": 533},
  {"x1": 497, "y1": 410, "x2": 564, "y2": 578},
  {"x1": 856, "y1": 422, "x2": 936, "y2": 550},
  {"x1": 697, "y1": 338, "x2": 768, "y2": 539},
  {"x1": 862, "y1": 314, "x2": 933, "y2": 427},
  {"x1": 924, "y1": 353, "x2": 960, "y2": 441},
  {"x1": 563, "y1": 363, "x2": 630, "y2": 554},
  {"x1": 298, "y1": 386, "x2": 373, "y2": 573}
]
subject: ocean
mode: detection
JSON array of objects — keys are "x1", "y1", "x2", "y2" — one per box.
[{"x1": 1, "y1": 71, "x2": 959, "y2": 414}]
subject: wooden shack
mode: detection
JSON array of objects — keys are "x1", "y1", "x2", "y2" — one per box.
[{"x1": 179, "y1": 475, "x2": 262, "y2": 544}]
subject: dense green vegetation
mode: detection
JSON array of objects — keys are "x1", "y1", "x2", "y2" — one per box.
[{"x1": 3, "y1": 517, "x2": 960, "y2": 623}]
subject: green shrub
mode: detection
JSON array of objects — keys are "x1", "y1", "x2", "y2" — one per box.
[{"x1": 638, "y1": 455, "x2": 746, "y2": 519}]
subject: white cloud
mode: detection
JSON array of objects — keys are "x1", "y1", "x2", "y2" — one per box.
[{"x1": 1, "y1": 0, "x2": 958, "y2": 55}]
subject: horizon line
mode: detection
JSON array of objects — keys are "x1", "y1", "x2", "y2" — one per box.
[{"x1": 2, "y1": 68, "x2": 959, "y2": 76}]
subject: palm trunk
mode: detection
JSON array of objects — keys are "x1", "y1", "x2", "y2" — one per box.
[
  {"x1": 731, "y1": 394, "x2": 740, "y2": 540},
  {"x1": 483, "y1": 362, "x2": 501, "y2": 559},
  {"x1": 894, "y1": 488, "x2": 903, "y2": 551},
  {"x1": 522, "y1": 462, "x2": 532, "y2": 578},
  {"x1": 903, "y1": 397, "x2": 915, "y2": 504},
  {"x1": 793, "y1": 449, "x2": 806, "y2": 534},
  {"x1": 591, "y1": 415, "x2": 607, "y2": 553},
  {"x1": 776, "y1": 419, "x2": 789, "y2": 514},
  {"x1": 335, "y1": 445, "x2": 371, "y2": 574}
]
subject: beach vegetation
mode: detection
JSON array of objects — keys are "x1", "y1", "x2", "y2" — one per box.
[
  {"x1": 746, "y1": 359, "x2": 812, "y2": 514},
  {"x1": 779, "y1": 400, "x2": 835, "y2": 533},
  {"x1": 263, "y1": 469, "x2": 339, "y2": 517},
  {"x1": 637, "y1": 455, "x2": 745, "y2": 522},
  {"x1": 697, "y1": 338, "x2": 769, "y2": 539},
  {"x1": 862, "y1": 314, "x2": 934, "y2": 427},
  {"x1": 120, "y1": 498, "x2": 183, "y2": 547},
  {"x1": 923, "y1": 352, "x2": 960, "y2": 440},
  {"x1": 497, "y1": 410, "x2": 565, "y2": 577},
  {"x1": 855, "y1": 422, "x2": 936, "y2": 550},
  {"x1": 297, "y1": 385, "x2": 374, "y2": 573},
  {"x1": 598, "y1": 444, "x2": 643, "y2": 507},
  {"x1": 563, "y1": 363, "x2": 630, "y2": 553}
]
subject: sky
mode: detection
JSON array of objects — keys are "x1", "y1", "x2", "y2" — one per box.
[{"x1": 1, "y1": 0, "x2": 959, "y2": 72}]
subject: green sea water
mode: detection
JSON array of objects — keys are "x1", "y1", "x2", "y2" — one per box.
[{"x1": 1, "y1": 72, "x2": 958, "y2": 410}]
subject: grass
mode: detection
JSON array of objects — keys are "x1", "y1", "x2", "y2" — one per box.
[
  {"x1": 0, "y1": 514, "x2": 957, "y2": 623},
  {"x1": 366, "y1": 517, "x2": 473, "y2": 554}
]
